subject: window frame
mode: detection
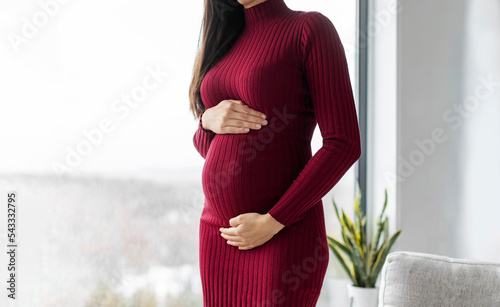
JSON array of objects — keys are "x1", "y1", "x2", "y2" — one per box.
[{"x1": 356, "y1": 0, "x2": 369, "y2": 217}]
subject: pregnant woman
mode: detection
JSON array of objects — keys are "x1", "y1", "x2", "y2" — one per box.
[{"x1": 189, "y1": 0, "x2": 361, "y2": 305}]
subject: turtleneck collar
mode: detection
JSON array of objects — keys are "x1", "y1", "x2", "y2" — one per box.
[{"x1": 243, "y1": 0, "x2": 291, "y2": 30}]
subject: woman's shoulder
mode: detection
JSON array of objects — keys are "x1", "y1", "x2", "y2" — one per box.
[
  {"x1": 286, "y1": 9, "x2": 336, "y2": 38},
  {"x1": 288, "y1": 9, "x2": 332, "y2": 25}
]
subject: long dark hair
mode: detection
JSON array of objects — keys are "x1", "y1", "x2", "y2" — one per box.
[{"x1": 189, "y1": 0, "x2": 245, "y2": 119}]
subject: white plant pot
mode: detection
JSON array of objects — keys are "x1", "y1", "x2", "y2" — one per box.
[{"x1": 346, "y1": 284, "x2": 379, "y2": 307}]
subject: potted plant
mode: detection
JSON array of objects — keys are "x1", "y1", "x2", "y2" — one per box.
[{"x1": 327, "y1": 184, "x2": 402, "y2": 307}]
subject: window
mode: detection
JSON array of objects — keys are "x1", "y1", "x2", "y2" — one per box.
[{"x1": 0, "y1": 0, "x2": 362, "y2": 305}]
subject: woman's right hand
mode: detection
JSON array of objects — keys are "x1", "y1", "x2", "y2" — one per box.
[{"x1": 201, "y1": 100, "x2": 268, "y2": 134}]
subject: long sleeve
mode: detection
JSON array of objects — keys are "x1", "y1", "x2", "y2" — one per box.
[
  {"x1": 193, "y1": 109, "x2": 216, "y2": 159},
  {"x1": 267, "y1": 12, "x2": 362, "y2": 227}
]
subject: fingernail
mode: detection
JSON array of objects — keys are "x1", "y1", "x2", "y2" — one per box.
[{"x1": 261, "y1": 114, "x2": 266, "y2": 118}]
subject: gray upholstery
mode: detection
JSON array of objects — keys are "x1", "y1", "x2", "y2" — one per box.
[{"x1": 378, "y1": 251, "x2": 500, "y2": 307}]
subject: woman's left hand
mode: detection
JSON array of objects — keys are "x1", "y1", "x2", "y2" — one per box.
[{"x1": 219, "y1": 213, "x2": 285, "y2": 250}]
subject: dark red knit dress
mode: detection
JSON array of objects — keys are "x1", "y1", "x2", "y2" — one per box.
[{"x1": 193, "y1": 0, "x2": 361, "y2": 305}]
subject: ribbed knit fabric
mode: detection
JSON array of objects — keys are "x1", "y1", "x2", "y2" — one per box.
[{"x1": 193, "y1": 0, "x2": 361, "y2": 305}]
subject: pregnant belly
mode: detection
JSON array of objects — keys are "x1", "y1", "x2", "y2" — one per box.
[{"x1": 201, "y1": 133, "x2": 308, "y2": 223}]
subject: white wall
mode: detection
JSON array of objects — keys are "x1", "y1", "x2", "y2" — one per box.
[
  {"x1": 395, "y1": 0, "x2": 468, "y2": 257},
  {"x1": 370, "y1": 0, "x2": 500, "y2": 262},
  {"x1": 460, "y1": 0, "x2": 500, "y2": 261}
]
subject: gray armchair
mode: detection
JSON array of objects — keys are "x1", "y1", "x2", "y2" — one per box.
[{"x1": 378, "y1": 251, "x2": 500, "y2": 306}]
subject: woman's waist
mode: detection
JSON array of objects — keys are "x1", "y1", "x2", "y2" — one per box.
[
  {"x1": 206, "y1": 133, "x2": 310, "y2": 164},
  {"x1": 202, "y1": 148, "x2": 308, "y2": 193},
  {"x1": 201, "y1": 158, "x2": 297, "y2": 204},
  {"x1": 201, "y1": 149, "x2": 308, "y2": 212}
]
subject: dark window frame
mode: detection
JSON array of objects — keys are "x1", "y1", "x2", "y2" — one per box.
[{"x1": 356, "y1": 0, "x2": 368, "y2": 216}]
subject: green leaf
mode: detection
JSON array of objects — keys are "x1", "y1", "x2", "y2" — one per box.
[
  {"x1": 369, "y1": 230, "x2": 402, "y2": 286},
  {"x1": 378, "y1": 189, "x2": 388, "y2": 219},
  {"x1": 368, "y1": 192, "x2": 389, "y2": 270},
  {"x1": 341, "y1": 211, "x2": 355, "y2": 234},
  {"x1": 354, "y1": 183, "x2": 362, "y2": 221},
  {"x1": 341, "y1": 228, "x2": 352, "y2": 249},
  {"x1": 327, "y1": 237, "x2": 356, "y2": 284},
  {"x1": 382, "y1": 218, "x2": 389, "y2": 244},
  {"x1": 344, "y1": 231, "x2": 369, "y2": 286},
  {"x1": 368, "y1": 222, "x2": 383, "y2": 274},
  {"x1": 331, "y1": 194, "x2": 342, "y2": 222},
  {"x1": 327, "y1": 235, "x2": 352, "y2": 256}
]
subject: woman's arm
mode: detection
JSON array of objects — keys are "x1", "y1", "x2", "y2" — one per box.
[
  {"x1": 267, "y1": 12, "x2": 362, "y2": 227},
  {"x1": 193, "y1": 109, "x2": 216, "y2": 159}
]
